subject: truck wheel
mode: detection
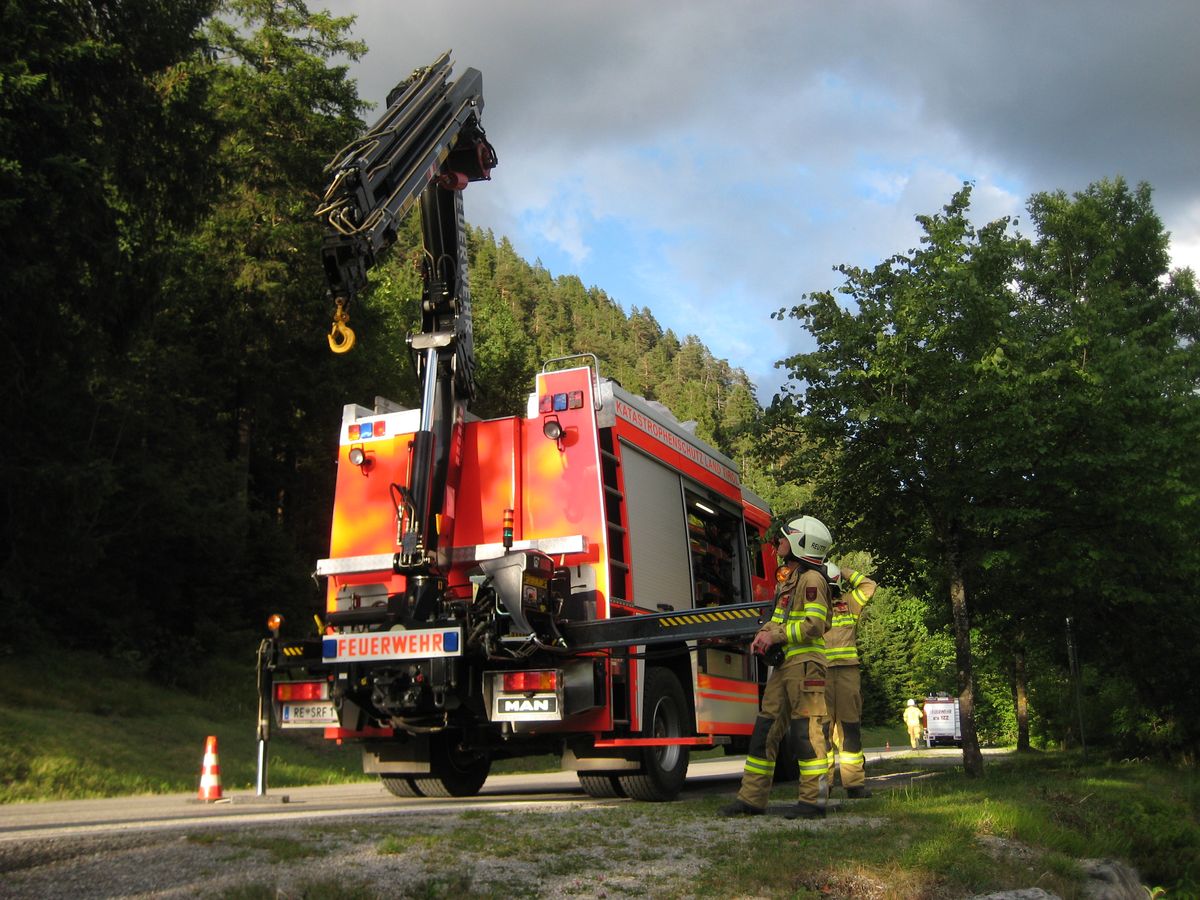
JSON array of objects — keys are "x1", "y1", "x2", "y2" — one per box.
[
  {"x1": 380, "y1": 775, "x2": 424, "y2": 798},
  {"x1": 578, "y1": 774, "x2": 626, "y2": 798},
  {"x1": 618, "y1": 668, "x2": 690, "y2": 802},
  {"x1": 414, "y1": 735, "x2": 491, "y2": 798}
]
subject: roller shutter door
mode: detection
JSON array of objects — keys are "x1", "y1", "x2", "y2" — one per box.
[{"x1": 620, "y1": 443, "x2": 692, "y2": 611}]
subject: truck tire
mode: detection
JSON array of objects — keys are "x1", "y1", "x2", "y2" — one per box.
[
  {"x1": 414, "y1": 734, "x2": 491, "y2": 798},
  {"x1": 380, "y1": 775, "x2": 424, "y2": 798},
  {"x1": 578, "y1": 774, "x2": 627, "y2": 798},
  {"x1": 617, "y1": 667, "x2": 690, "y2": 802}
]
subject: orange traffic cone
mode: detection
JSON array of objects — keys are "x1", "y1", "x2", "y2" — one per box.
[
  {"x1": 198, "y1": 735, "x2": 223, "y2": 801},
  {"x1": 885, "y1": 740, "x2": 891, "y2": 752}
]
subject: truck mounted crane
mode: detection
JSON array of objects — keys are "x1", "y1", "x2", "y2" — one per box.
[
  {"x1": 258, "y1": 53, "x2": 783, "y2": 802},
  {"x1": 316, "y1": 49, "x2": 496, "y2": 584}
]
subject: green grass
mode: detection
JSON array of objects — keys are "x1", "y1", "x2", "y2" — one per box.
[
  {"x1": 5, "y1": 652, "x2": 1197, "y2": 896},
  {"x1": 188, "y1": 755, "x2": 1197, "y2": 898},
  {"x1": 839, "y1": 752, "x2": 1199, "y2": 896},
  {"x1": 862, "y1": 723, "x2": 911, "y2": 749},
  {"x1": 188, "y1": 831, "x2": 322, "y2": 863},
  {"x1": 218, "y1": 880, "x2": 378, "y2": 900},
  {"x1": 0, "y1": 647, "x2": 923, "y2": 802},
  {"x1": 0, "y1": 651, "x2": 367, "y2": 802}
]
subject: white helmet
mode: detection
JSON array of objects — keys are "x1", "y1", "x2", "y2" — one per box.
[
  {"x1": 825, "y1": 560, "x2": 841, "y2": 590},
  {"x1": 782, "y1": 515, "x2": 831, "y2": 564},
  {"x1": 906, "y1": 698, "x2": 916, "y2": 707}
]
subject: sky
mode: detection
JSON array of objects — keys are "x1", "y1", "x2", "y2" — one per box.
[{"x1": 318, "y1": 0, "x2": 1200, "y2": 400}]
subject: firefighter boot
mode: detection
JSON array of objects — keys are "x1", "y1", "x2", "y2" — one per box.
[
  {"x1": 845, "y1": 786, "x2": 873, "y2": 799},
  {"x1": 783, "y1": 801, "x2": 826, "y2": 820},
  {"x1": 718, "y1": 799, "x2": 765, "y2": 817}
]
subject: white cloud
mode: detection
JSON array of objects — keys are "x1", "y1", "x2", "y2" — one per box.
[
  {"x1": 1167, "y1": 200, "x2": 1200, "y2": 276},
  {"x1": 319, "y1": 0, "x2": 1200, "y2": 398}
]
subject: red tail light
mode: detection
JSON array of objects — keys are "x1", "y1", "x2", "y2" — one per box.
[
  {"x1": 275, "y1": 680, "x2": 328, "y2": 701},
  {"x1": 502, "y1": 670, "x2": 557, "y2": 692}
]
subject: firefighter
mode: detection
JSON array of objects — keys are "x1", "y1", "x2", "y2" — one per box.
[
  {"x1": 823, "y1": 560, "x2": 877, "y2": 798},
  {"x1": 719, "y1": 514, "x2": 832, "y2": 820},
  {"x1": 903, "y1": 698, "x2": 923, "y2": 749}
]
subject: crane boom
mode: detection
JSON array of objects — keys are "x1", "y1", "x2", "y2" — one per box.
[
  {"x1": 316, "y1": 49, "x2": 496, "y2": 367},
  {"x1": 315, "y1": 51, "x2": 496, "y2": 574}
]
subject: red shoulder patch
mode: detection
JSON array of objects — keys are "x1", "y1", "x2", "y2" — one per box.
[
  {"x1": 805, "y1": 586, "x2": 817, "y2": 600},
  {"x1": 777, "y1": 593, "x2": 791, "y2": 609}
]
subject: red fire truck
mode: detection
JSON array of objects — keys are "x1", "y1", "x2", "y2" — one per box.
[{"x1": 258, "y1": 53, "x2": 779, "y2": 802}]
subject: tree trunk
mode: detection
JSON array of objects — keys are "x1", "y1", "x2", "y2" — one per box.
[
  {"x1": 947, "y1": 554, "x2": 985, "y2": 777},
  {"x1": 1013, "y1": 643, "x2": 1031, "y2": 752}
]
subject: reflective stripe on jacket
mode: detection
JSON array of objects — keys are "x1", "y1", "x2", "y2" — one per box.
[
  {"x1": 766, "y1": 564, "x2": 830, "y2": 663},
  {"x1": 824, "y1": 569, "x2": 876, "y2": 666}
]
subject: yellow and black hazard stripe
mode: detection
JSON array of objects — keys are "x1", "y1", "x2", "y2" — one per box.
[
  {"x1": 657, "y1": 607, "x2": 762, "y2": 629},
  {"x1": 274, "y1": 641, "x2": 324, "y2": 664},
  {"x1": 560, "y1": 600, "x2": 771, "y2": 650}
]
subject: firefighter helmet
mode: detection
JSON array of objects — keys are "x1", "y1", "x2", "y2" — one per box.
[
  {"x1": 825, "y1": 560, "x2": 841, "y2": 590},
  {"x1": 907, "y1": 698, "x2": 916, "y2": 707},
  {"x1": 781, "y1": 515, "x2": 831, "y2": 564}
]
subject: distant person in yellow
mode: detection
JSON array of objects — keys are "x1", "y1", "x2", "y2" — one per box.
[{"x1": 903, "y1": 698, "x2": 923, "y2": 749}]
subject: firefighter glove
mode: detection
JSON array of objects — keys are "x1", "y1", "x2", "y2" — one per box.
[{"x1": 750, "y1": 630, "x2": 776, "y2": 655}]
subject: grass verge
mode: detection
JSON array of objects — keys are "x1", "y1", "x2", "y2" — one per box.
[
  {"x1": 0, "y1": 651, "x2": 367, "y2": 802},
  {"x1": 0, "y1": 644, "x2": 923, "y2": 803},
  {"x1": 169, "y1": 753, "x2": 1197, "y2": 898},
  {"x1": 2, "y1": 653, "x2": 1196, "y2": 897}
]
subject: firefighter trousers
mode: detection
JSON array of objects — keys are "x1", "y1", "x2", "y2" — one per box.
[
  {"x1": 737, "y1": 659, "x2": 827, "y2": 809},
  {"x1": 825, "y1": 664, "x2": 866, "y2": 788}
]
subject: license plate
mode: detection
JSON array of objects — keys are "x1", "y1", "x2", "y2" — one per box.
[{"x1": 280, "y1": 701, "x2": 338, "y2": 728}]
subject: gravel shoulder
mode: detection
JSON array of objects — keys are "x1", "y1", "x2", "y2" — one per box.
[{"x1": 4, "y1": 748, "x2": 1082, "y2": 899}]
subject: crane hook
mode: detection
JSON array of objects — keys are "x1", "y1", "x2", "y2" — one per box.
[{"x1": 327, "y1": 298, "x2": 355, "y2": 354}]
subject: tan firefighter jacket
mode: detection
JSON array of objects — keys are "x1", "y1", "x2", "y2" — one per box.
[
  {"x1": 824, "y1": 568, "x2": 876, "y2": 667},
  {"x1": 760, "y1": 561, "x2": 830, "y2": 665}
]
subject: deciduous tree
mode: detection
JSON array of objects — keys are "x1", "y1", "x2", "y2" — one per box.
[{"x1": 775, "y1": 185, "x2": 1029, "y2": 775}]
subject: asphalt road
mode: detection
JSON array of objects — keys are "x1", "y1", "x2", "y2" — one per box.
[{"x1": 0, "y1": 746, "x2": 963, "y2": 843}]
